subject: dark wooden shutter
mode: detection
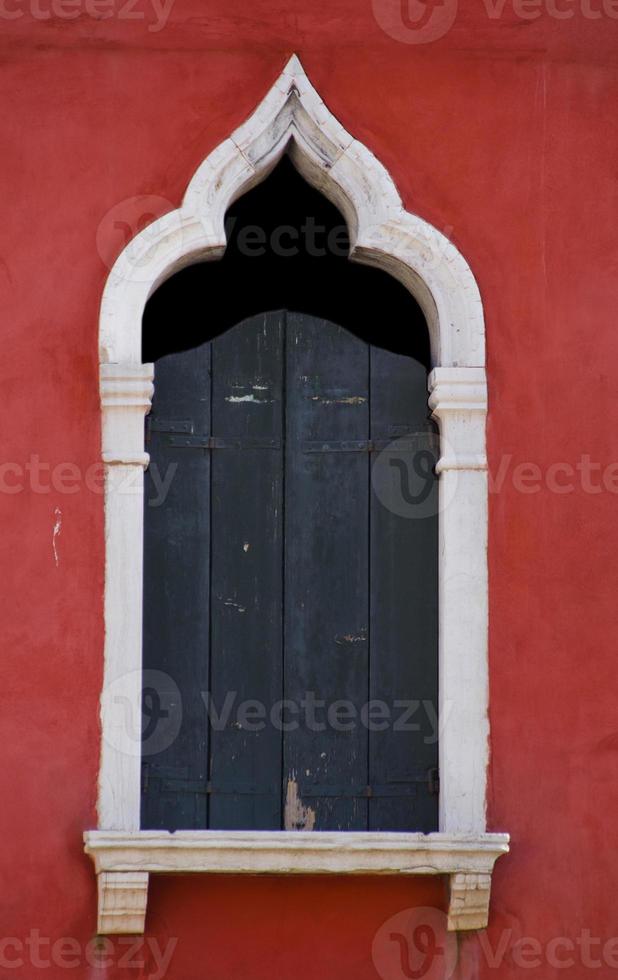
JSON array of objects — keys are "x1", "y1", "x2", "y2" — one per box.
[
  {"x1": 142, "y1": 311, "x2": 438, "y2": 832},
  {"x1": 283, "y1": 313, "x2": 370, "y2": 831},
  {"x1": 208, "y1": 313, "x2": 284, "y2": 829},
  {"x1": 368, "y1": 343, "x2": 439, "y2": 831},
  {"x1": 141, "y1": 341, "x2": 211, "y2": 830}
]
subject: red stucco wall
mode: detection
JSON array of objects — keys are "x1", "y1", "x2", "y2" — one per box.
[{"x1": 1, "y1": 3, "x2": 618, "y2": 977}]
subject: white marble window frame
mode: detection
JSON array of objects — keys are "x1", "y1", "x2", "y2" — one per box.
[{"x1": 86, "y1": 55, "x2": 509, "y2": 934}]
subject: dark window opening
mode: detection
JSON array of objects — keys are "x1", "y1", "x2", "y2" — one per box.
[
  {"x1": 142, "y1": 156, "x2": 430, "y2": 366},
  {"x1": 141, "y1": 157, "x2": 439, "y2": 834}
]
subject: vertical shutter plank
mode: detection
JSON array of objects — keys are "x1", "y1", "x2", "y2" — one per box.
[
  {"x1": 284, "y1": 313, "x2": 370, "y2": 831},
  {"x1": 208, "y1": 313, "x2": 284, "y2": 829},
  {"x1": 141, "y1": 342, "x2": 211, "y2": 831},
  {"x1": 368, "y1": 345, "x2": 439, "y2": 832}
]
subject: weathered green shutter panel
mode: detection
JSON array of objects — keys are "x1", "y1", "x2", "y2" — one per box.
[{"x1": 142, "y1": 310, "x2": 438, "y2": 832}]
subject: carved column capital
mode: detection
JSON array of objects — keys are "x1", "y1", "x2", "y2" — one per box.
[
  {"x1": 428, "y1": 367, "x2": 487, "y2": 474},
  {"x1": 428, "y1": 366, "x2": 487, "y2": 415},
  {"x1": 100, "y1": 362, "x2": 154, "y2": 468},
  {"x1": 100, "y1": 362, "x2": 155, "y2": 409}
]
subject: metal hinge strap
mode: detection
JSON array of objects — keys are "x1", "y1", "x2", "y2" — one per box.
[
  {"x1": 167, "y1": 436, "x2": 281, "y2": 450},
  {"x1": 302, "y1": 440, "x2": 391, "y2": 454}
]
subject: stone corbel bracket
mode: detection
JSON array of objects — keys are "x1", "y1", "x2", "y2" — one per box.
[{"x1": 84, "y1": 830, "x2": 509, "y2": 934}]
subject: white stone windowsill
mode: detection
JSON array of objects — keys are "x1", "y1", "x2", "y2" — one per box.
[{"x1": 84, "y1": 829, "x2": 509, "y2": 935}]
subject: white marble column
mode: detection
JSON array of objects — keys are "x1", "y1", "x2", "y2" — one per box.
[
  {"x1": 98, "y1": 362, "x2": 154, "y2": 831},
  {"x1": 429, "y1": 367, "x2": 489, "y2": 834}
]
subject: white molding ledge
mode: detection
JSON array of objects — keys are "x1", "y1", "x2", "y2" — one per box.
[{"x1": 85, "y1": 831, "x2": 509, "y2": 934}]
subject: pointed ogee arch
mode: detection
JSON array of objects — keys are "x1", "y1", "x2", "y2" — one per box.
[
  {"x1": 99, "y1": 55, "x2": 484, "y2": 369},
  {"x1": 89, "y1": 55, "x2": 508, "y2": 937}
]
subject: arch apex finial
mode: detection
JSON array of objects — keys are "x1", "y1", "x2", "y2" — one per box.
[{"x1": 282, "y1": 53, "x2": 305, "y2": 78}]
